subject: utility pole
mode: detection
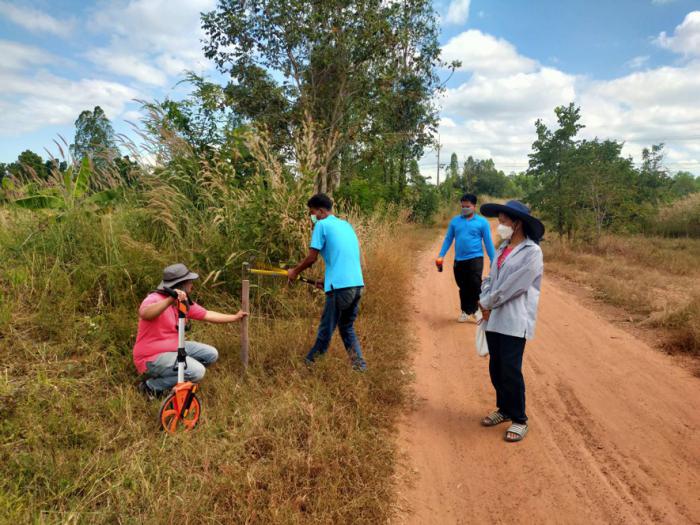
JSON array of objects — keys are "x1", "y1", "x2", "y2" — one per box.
[{"x1": 436, "y1": 134, "x2": 441, "y2": 186}]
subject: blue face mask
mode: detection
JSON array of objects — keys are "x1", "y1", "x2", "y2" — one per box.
[{"x1": 311, "y1": 215, "x2": 318, "y2": 225}]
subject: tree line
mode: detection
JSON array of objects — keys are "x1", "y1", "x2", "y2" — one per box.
[
  {"x1": 525, "y1": 103, "x2": 699, "y2": 239},
  {"x1": 438, "y1": 103, "x2": 699, "y2": 240}
]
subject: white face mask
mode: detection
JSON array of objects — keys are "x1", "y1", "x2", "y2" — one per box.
[{"x1": 497, "y1": 224, "x2": 514, "y2": 240}]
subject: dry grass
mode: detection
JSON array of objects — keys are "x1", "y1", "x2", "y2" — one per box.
[
  {"x1": 542, "y1": 233, "x2": 700, "y2": 359},
  {"x1": 0, "y1": 204, "x2": 431, "y2": 523},
  {"x1": 652, "y1": 192, "x2": 700, "y2": 238}
]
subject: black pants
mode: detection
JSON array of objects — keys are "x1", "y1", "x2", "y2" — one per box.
[
  {"x1": 485, "y1": 331, "x2": 527, "y2": 424},
  {"x1": 453, "y1": 257, "x2": 483, "y2": 314}
]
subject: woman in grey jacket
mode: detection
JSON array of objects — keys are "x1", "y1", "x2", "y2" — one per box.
[{"x1": 478, "y1": 200, "x2": 545, "y2": 442}]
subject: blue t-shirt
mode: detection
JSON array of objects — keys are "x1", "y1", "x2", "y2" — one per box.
[
  {"x1": 439, "y1": 214, "x2": 496, "y2": 263},
  {"x1": 310, "y1": 215, "x2": 364, "y2": 292}
]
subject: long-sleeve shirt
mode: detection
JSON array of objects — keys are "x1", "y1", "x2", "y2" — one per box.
[
  {"x1": 439, "y1": 214, "x2": 496, "y2": 264},
  {"x1": 479, "y1": 238, "x2": 544, "y2": 340}
]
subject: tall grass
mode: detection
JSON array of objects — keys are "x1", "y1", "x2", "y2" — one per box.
[
  {"x1": 0, "y1": 121, "x2": 429, "y2": 522},
  {"x1": 652, "y1": 192, "x2": 700, "y2": 238}
]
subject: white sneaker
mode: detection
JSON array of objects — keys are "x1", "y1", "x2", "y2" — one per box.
[{"x1": 458, "y1": 311, "x2": 468, "y2": 323}]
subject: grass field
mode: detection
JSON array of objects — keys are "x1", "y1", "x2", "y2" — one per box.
[{"x1": 0, "y1": 203, "x2": 433, "y2": 523}]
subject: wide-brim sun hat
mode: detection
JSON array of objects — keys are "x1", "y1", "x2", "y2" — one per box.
[
  {"x1": 157, "y1": 263, "x2": 199, "y2": 290},
  {"x1": 480, "y1": 200, "x2": 545, "y2": 242}
]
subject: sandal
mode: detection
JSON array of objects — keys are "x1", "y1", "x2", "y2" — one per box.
[
  {"x1": 504, "y1": 423, "x2": 529, "y2": 442},
  {"x1": 481, "y1": 410, "x2": 511, "y2": 427}
]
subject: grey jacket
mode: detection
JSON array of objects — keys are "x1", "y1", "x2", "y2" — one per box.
[{"x1": 479, "y1": 238, "x2": 544, "y2": 340}]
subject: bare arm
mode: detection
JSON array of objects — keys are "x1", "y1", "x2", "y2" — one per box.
[
  {"x1": 203, "y1": 310, "x2": 248, "y2": 323},
  {"x1": 139, "y1": 296, "x2": 175, "y2": 320},
  {"x1": 287, "y1": 249, "x2": 320, "y2": 280}
]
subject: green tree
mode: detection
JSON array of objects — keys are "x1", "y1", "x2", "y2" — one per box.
[
  {"x1": 527, "y1": 102, "x2": 584, "y2": 238},
  {"x1": 202, "y1": 0, "x2": 454, "y2": 194},
  {"x1": 638, "y1": 143, "x2": 670, "y2": 205},
  {"x1": 669, "y1": 170, "x2": 699, "y2": 199},
  {"x1": 573, "y1": 139, "x2": 638, "y2": 238},
  {"x1": 70, "y1": 106, "x2": 118, "y2": 166},
  {"x1": 473, "y1": 159, "x2": 510, "y2": 197},
  {"x1": 461, "y1": 156, "x2": 477, "y2": 192},
  {"x1": 448, "y1": 153, "x2": 459, "y2": 181},
  {"x1": 9, "y1": 150, "x2": 48, "y2": 181}
]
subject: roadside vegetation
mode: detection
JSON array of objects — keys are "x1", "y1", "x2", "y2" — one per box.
[{"x1": 0, "y1": 1, "x2": 449, "y2": 521}]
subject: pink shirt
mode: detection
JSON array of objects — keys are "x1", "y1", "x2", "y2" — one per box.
[
  {"x1": 497, "y1": 245, "x2": 514, "y2": 269},
  {"x1": 132, "y1": 293, "x2": 208, "y2": 373}
]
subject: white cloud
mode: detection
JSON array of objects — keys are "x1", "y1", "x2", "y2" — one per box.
[
  {"x1": 445, "y1": 0, "x2": 470, "y2": 26},
  {"x1": 655, "y1": 11, "x2": 700, "y2": 56},
  {"x1": 443, "y1": 67, "x2": 576, "y2": 121},
  {"x1": 441, "y1": 30, "x2": 537, "y2": 75},
  {"x1": 86, "y1": 0, "x2": 216, "y2": 85},
  {"x1": 86, "y1": 48, "x2": 168, "y2": 86},
  {"x1": 0, "y1": 1, "x2": 75, "y2": 38},
  {"x1": 652, "y1": 0, "x2": 676, "y2": 4},
  {"x1": 0, "y1": 68, "x2": 139, "y2": 136},
  {"x1": 625, "y1": 55, "x2": 650, "y2": 69},
  {"x1": 435, "y1": 29, "x2": 700, "y2": 174},
  {"x1": 0, "y1": 39, "x2": 56, "y2": 69}
]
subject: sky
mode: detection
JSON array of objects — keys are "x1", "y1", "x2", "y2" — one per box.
[{"x1": 1, "y1": 0, "x2": 699, "y2": 176}]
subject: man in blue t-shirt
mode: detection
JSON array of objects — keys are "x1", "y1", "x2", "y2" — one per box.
[
  {"x1": 437, "y1": 193, "x2": 496, "y2": 323},
  {"x1": 288, "y1": 193, "x2": 367, "y2": 371}
]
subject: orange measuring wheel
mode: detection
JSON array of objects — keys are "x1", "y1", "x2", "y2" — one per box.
[{"x1": 159, "y1": 382, "x2": 202, "y2": 433}]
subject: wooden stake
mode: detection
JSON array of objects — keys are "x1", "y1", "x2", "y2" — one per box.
[{"x1": 241, "y1": 262, "x2": 250, "y2": 371}]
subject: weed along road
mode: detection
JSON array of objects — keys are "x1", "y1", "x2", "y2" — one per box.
[{"x1": 396, "y1": 234, "x2": 700, "y2": 525}]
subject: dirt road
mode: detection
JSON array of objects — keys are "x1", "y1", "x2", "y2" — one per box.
[{"x1": 396, "y1": 235, "x2": 700, "y2": 524}]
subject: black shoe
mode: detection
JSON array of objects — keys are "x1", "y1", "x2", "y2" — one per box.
[{"x1": 137, "y1": 380, "x2": 160, "y2": 400}]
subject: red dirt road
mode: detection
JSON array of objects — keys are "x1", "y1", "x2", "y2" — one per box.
[{"x1": 396, "y1": 235, "x2": 700, "y2": 524}]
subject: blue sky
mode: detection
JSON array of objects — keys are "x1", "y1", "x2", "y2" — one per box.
[{"x1": 1, "y1": 0, "x2": 699, "y2": 174}]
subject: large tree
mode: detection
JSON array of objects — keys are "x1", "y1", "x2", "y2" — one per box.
[
  {"x1": 202, "y1": 0, "x2": 453, "y2": 193},
  {"x1": 70, "y1": 106, "x2": 118, "y2": 166}
]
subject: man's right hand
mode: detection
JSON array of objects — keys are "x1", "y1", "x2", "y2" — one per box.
[
  {"x1": 435, "y1": 257, "x2": 444, "y2": 271},
  {"x1": 174, "y1": 289, "x2": 188, "y2": 302}
]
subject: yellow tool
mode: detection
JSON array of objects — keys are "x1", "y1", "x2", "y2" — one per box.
[{"x1": 249, "y1": 266, "x2": 321, "y2": 287}]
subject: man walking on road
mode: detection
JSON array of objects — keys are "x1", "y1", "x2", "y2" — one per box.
[{"x1": 436, "y1": 194, "x2": 495, "y2": 323}]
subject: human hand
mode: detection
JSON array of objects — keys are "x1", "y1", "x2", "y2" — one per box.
[
  {"x1": 435, "y1": 257, "x2": 444, "y2": 272},
  {"x1": 236, "y1": 310, "x2": 249, "y2": 321},
  {"x1": 287, "y1": 268, "x2": 298, "y2": 282}
]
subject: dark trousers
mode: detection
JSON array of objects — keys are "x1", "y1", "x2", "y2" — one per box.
[
  {"x1": 306, "y1": 286, "x2": 366, "y2": 368},
  {"x1": 485, "y1": 331, "x2": 527, "y2": 424},
  {"x1": 453, "y1": 257, "x2": 483, "y2": 314}
]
